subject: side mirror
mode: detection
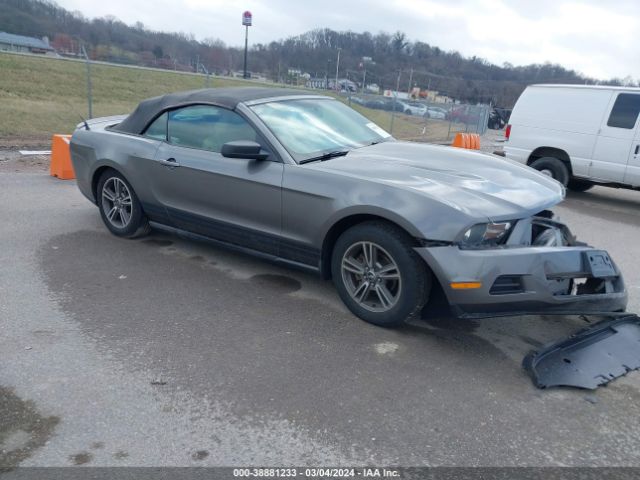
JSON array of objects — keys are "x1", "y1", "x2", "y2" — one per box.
[{"x1": 221, "y1": 140, "x2": 269, "y2": 160}]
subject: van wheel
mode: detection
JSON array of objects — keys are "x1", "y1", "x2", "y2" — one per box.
[
  {"x1": 567, "y1": 179, "x2": 594, "y2": 192},
  {"x1": 529, "y1": 157, "x2": 569, "y2": 187}
]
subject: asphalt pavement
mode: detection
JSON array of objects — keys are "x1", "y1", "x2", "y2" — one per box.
[{"x1": 2, "y1": 155, "x2": 640, "y2": 467}]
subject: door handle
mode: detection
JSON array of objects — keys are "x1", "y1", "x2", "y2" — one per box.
[
  {"x1": 635, "y1": 145, "x2": 639, "y2": 155},
  {"x1": 159, "y1": 157, "x2": 180, "y2": 167}
]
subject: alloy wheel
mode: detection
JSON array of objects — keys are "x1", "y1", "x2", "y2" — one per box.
[
  {"x1": 101, "y1": 177, "x2": 133, "y2": 229},
  {"x1": 341, "y1": 241, "x2": 402, "y2": 312}
]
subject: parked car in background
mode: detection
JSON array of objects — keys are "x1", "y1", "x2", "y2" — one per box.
[
  {"x1": 505, "y1": 84, "x2": 640, "y2": 191},
  {"x1": 381, "y1": 99, "x2": 409, "y2": 113},
  {"x1": 495, "y1": 107, "x2": 512, "y2": 124},
  {"x1": 363, "y1": 99, "x2": 387, "y2": 110},
  {"x1": 70, "y1": 87, "x2": 627, "y2": 328},
  {"x1": 488, "y1": 108, "x2": 509, "y2": 129},
  {"x1": 426, "y1": 106, "x2": 447, "y2": 120},
  {"x1": 404, "y1": 102, "x2": 428, "y2": 116},
  {"x1": 447, "y1": 105, "x2": 482, "y2": 125}
]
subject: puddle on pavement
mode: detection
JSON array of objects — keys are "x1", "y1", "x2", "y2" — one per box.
[
  {"x1": 0, "y1": 386, "x2": 59, "y2": 469},
  {"x1": 142, "y1": 238, "x2": 173, "y2": 247},
  {"x1": 191, "y1": 449, "x2": 209, "y2": 461},
  {"x1": 249, "y1": 274, "x2": 302, "y2": 294},
  {"x1": 113, "y1": 450, "x2": 129, "y2": 460},
  {"x1": 423, "y1": 315, "x2": 479, "y2": 333},
  {"x1": 69, "y1": 451, "x2": 93, "y2": 465}
]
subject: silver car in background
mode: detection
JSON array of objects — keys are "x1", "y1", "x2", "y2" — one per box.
[{"x1": 70, "y1": 87, "x2": 627, "y2": 326}]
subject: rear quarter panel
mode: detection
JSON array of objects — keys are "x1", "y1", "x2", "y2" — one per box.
[{"x1": 70, "y1": 128, "x2": 161, "y2": 207}]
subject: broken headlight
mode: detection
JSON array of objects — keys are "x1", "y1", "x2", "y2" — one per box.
[
  {"x1": 460, "y1": 222, "x2": 513, "y2": 248},
  {"x1": 532, "y1": 222, "x2": 569, "y2": 247}
]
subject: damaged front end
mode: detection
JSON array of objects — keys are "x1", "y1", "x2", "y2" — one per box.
[
  {"x1": 416, "y1": 210, "x2": 638, "y2": 389},
  {"x1": 416, "y1": 211, "x2": 627, "y2": 318}
]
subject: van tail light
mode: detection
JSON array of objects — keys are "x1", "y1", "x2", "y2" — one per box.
[{"x1": 505, "y1": 124, "x2": 512, "y2": 140}]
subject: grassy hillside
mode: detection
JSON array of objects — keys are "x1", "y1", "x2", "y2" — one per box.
[
  {"x1": 0, "y1": 53, "x2": 253, "y2": 143},
  {"x1": 0, "y1": 52, "x2": 457, "y2": 145}
]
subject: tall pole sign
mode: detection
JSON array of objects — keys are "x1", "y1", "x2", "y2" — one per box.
[
  {"x1": 242, "y1": 10, "x2": 252, "y2": 79},
  {"x1": 335, "y1": 48, "x2": 341, "y2": 91}
]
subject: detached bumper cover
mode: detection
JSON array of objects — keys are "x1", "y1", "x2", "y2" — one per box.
[
  {"x1": 523, "y1": 315, "x2": 640, "y2": 389},
  {"x1": 416, "y1": 245, "x2": 627, "y2": 318}
]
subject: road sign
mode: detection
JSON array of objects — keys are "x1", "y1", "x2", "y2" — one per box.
[{"x1": 242, "y1": 11, "x2": 252, "y2": 26}]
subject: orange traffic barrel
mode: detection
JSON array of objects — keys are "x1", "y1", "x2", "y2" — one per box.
[
  {"x1": 452, "y1": 132, "x2": 481, "y2": 150},
  {"x1": 451, "y1": 132, "x2": 465, "y2": 148},
  {"x1": 50, "y1": 134, "x2": 75, "y2": 180}
]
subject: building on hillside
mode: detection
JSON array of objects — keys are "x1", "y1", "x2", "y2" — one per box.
[
  {"x1": 0, "y1": 32, "x2": 54, "y2": 54},
  {"x1": 305, "y1": 77, "x2": 357, "y2": 92},
  {"x1": 306, "y1": 77, "x2": 330, "y2": 89}
]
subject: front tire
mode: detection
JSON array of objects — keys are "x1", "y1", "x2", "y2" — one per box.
[
  {"x1": 529, "y1": 157, "x2": 570, "y2": 187},
  {"x1": 97, "y1": 169, "x2": 150, "y2": 238},
  {"x1": 331, "y1": 221, "x2": 431, "y2": 327}
]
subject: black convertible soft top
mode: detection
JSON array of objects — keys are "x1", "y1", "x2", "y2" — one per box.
[{"x1": 112, "y1": 87, "x2": 318, "y2": 134}]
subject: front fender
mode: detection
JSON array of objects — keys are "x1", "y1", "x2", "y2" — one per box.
[
  {"x1": 282, "y1": 164, "x2": 484, "y2": 250},
  {"x1": 316, "y1": 205, "x2": 427, "y2": 246}
]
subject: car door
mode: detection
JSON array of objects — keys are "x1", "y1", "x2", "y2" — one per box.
[
  {"x1": 147, "y1": 104, "x2": 283, "y2": 256},
  {"x1": 589, "y1": 92, "x2": 640, "y2": 182}
]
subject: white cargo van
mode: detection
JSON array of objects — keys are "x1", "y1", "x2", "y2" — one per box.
[{"x1": 504, "y1": 84, "x2": 640, "y2": 191}]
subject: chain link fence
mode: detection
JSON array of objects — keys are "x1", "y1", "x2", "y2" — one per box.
[{"x1": 338, "y1": 91, "x2": 490, "y2": 144}]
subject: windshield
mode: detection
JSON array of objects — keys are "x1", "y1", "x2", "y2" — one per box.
[{"x1": 250, "y1": 98, "x2": 392, "y2": 162}]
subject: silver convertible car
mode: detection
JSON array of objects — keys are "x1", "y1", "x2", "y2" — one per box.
[{"x1": 70, "y1": 87, "x2": 627, "y2": 327}]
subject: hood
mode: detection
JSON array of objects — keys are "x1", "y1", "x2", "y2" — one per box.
[{"x1": 311, "y1": 141, "x2": 564, "y2": 221}]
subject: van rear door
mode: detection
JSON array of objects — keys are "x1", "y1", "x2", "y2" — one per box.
[
  {"x1": 623, "y1": 114, "x2": 640, "y2": 187},
  {"x1": 590, "y1": 92, "x2": 640, "y2": 182}
]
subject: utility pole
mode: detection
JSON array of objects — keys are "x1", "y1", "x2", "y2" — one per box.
[
  {"x1": 242, "y1": 11, "x2": 252, "y2": 79},
  {"x1": 335, "y1": 48, "x2": 341, "y2": 91},
  {"x1": 326, "y1": 58, "x2": 330, "y2": 89},
  {"x1": 389, "y1": 70, "x2": 402, "y2": 134},
  {"x1": 407, "y1": 67, "x2": 413, "y2": 95},
  {"x1": 362, "y1": 68, "x2": 366, "y2": 94}
]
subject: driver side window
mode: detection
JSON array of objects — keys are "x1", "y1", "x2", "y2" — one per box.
[{"x1": 166, "y1": 105, "x2": 259, "y2": 154}]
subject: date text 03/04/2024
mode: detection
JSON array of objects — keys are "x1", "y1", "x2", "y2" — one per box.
[{"x1": 232, "y1": 467, "x2": 400, "y2": 478}]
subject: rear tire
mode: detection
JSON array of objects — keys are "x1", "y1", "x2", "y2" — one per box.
[
  {"x1": 529, "y1": 157, "x2": 570, "y2": 187},
  {"x1": 567, "y1": 179, "x2": 594, "y2": 192},
  {"x1": 97, "y1": 169, "x2": 150, "y2": 238},
  {"x1": 331, "y1": 221, "x2": 431, "y2": 327}
]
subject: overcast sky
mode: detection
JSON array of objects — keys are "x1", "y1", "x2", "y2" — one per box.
[{"x1": 55, "y1": 0, "x2": 638, "y2": 80}]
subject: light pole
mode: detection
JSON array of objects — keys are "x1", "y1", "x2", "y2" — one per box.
[
  {"x1": 242, "y1": 10, "x2": 252, "y2": 79},
  {"x1": 335, "y1": 48, "x2": 341, "y2": 91},
  {"x1": 361, "y1": 56, "x2": 373, "y2": 94}
]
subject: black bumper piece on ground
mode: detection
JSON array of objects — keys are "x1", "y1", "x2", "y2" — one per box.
[{"x1": 523, "y1": 315, "x2": 640, "y2": 389}]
